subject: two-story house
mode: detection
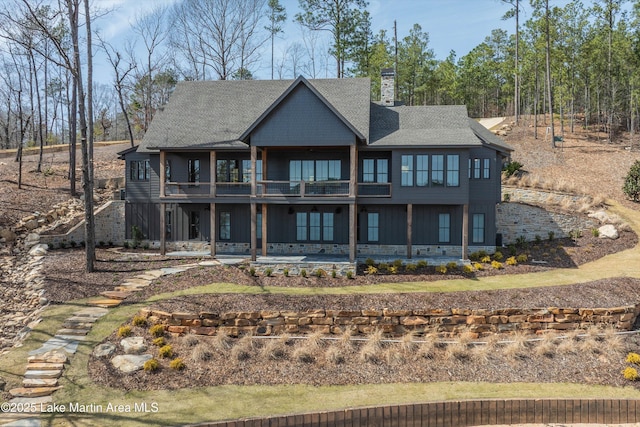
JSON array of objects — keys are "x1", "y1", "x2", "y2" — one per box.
[{"x1": 119, "y1": 71, "x2": 512, "y2": 263}]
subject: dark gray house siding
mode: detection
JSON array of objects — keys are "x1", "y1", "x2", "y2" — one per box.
[
  {"x1": 125, "y1": 152, "x2": 160, "y2": 202},
  {"x1": 125, "y1": 202, "x2": 160, "y2": 240},
  {"x1": 251, "y1": 84, "x2": 357, "y2": 147}
]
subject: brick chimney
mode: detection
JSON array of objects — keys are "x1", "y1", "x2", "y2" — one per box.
[{"x1": 381, "y1": 68, "x2": 395, "y2": 106}]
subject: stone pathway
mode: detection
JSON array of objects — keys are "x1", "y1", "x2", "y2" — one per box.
[{"x1": 1, "y1": 257, "x2": 219, "y2": 426}]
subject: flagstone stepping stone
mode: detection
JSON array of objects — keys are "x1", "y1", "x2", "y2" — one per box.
[
  {"x1": 124, "y1": 278, "x2": 151, "y2": 286},
  {"x1": 8, "y1": 396, "x2": 52, "y2": 405},
  {"x1": 25, "y1": 363, "x2": 64, "y2": 371},
  {"x1": 161, "y1": 267, "x2": 188, "y2": 275},
  {"x1": 111, "y1": 354, "x2": 152, "y2": 374},
  {"x1": 56, "y1": 328, "x2": 90, "y2": 336},
  {"x1": 61, "y1": 321, "x2": 94, "y2": 330},
  {"x1": 0, "y1": 413, "x2": 41, "y2": 425},
  {"x1": 23, "y1": 378, "x2": 58, "y2": 388},
  {"x1": 93, "y1": 343, "x2": 116, "y2": 358},
  {"x1": 86, "y1": 298, "x2": 122, "y2": 308},
  {"x1": 114, "y1": 285, "x2": 145, "y2": 293},
  {"x1": 27, "y1": 351, "x2": 67, "y2": 364},
  {"x1": 121, "y1": 337, "x2": 147, "y2": 354},
  {"x1": 28, "y1": 336, "x2": 79, "y2": 356},
  {"x1": 134, "y1": 274, "x2": 158, "y2": 281},
  {"x1": 65, "y1": 316, "x2": 99, "y2": 324},
  {"x1": 73, "y1": 307, "x2": 109, "y2": 318},
  {"x1": 24, "y1": 370, "x2": 62, "y2": 379},
  {"x1": 100, "y1": 290, "x2": 133, "y2": 300},
  {"x1": 9, "y1": 386, "x2": 62, "y2": 398},
  {"x1": 199, "y1": 260, "x2": 220, "y2": 266},
  {"x1": 144, "y1": 270, "x2": 164, "y2": 278}
]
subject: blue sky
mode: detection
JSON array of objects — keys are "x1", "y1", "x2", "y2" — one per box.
[{"x1": 93, "y1": 0, "x2": 518, "y2": 82}]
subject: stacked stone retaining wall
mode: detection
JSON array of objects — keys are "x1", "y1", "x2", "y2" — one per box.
[
  {"x1": 139, "y1": 304, "x2": 640, "y2": 338},
  {"x1": 40, "y1": 200, "x2": 126, "y2": 248}
]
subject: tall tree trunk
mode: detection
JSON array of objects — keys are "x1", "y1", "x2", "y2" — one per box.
[
  {"x1": 514, "y1": 0, "x2": 520, "y2": 125},
  {"x1": 83, "y1": 0, "x2": 96, "y2": 272},
  {"x1": 545, "y1": 0, "x2": 555, "y2": 148}
]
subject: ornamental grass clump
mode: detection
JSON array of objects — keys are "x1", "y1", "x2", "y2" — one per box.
[
  {"x1": 231, "y1": 335, "x2": 253, "y2": 361},
  {"x1": 149, "y1": 324, "x2": 165, "y2": 338},
  {"x1": 143, "y1": 358, "x2": 160, "y2": 372},
  {"x1": 262, "y1": 339, "x2": 288, "y2": 360},
  {"x1": 366, "y1": 265, "x2": 378, "y2": 275},
  {"x1": 627, "y1": 352, "x2": 640, "y2": 365},
  {"x1": 169, "y1": 358, "x2": 185, "y2": 370},
  {"x1": 292, "y1": 345, "x2": 316, "y2": 364},
  {"x1": 435, "y1": 264, "x2": 447, "y2": 274},
  {"x1": 325, "y1": 346, "x2": 345, "y2": 364},
  {"x1": 505, "y1": 256, "x2": 518, "y2": 266},
  {"x1": 131, "y1": 315, "x2": 148, "y2": 327},
  {"x1": 191, "y1": 343, "x2": 213, "y2": 362},
  {"x1": 623, "y1": 366, "x2": 639, "y2": 381},
  {"x1": 152, "y1": 337, "x2": 166, "y2": 347},
  {"x1": 491, "y1": 260, "x2": 504, "y2": 270},
  {"x1": 158, "y1": 345, "x2": 174, "y2": 358},
  {"x1": 117, "y1": 325, "x2": 132, "y2": 338}
]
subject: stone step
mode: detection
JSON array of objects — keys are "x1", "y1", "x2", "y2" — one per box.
[
  {"x1": 133, "y1": 274, "x2": 158, "y2": 281},
  {"x1": 27, "y1": 351, "x2": 68, "y2": 364},
  {"x1": 9, "y1": 386, "x2": 62, "y2": 398},
  {"x1": 24, "y1": 370, "x2": 62, "y2": 379},
  {"x1": 86, "y1": 298, "x2": 122, "y2": 308},
  {"x1": 23, "y1": 378, "x2": 58, "y2": 388},
  {"x1": 56, "y1": 328, "x2": 90, "y2": 336},
  {"x1": 26, "y1": 362, "x2": 64, "y2": 371},
  {"x1": 100, "y1": 290, "x2": 133, "y2": 300},
  {"x1": 144, "y1": 269, "x2": 165, "y2": 278},
  {"x1": 0, "y1": 412, "x2": 40, "y2": 423},
  {"x1": 61, "y1": 321, "x2": 94, "y2": 330},
  {"x1": 9, "y1": 396, "x2": 52, "y2": 406},
  {"x1": 115, "y1": 284, "x2": 146, "y2": 292},
  {"x1": 65, "y1": 316, "x2": 99, "y2": 324},
  {"x1": 73, "y1": 307, "x2": 109, "y2": 318},
  {"x1": 124, "y1": 278, "x2": 151, "y2": 286}
]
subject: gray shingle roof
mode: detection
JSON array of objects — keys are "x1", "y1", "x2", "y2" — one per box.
[
  {"x1": 369, "y1": 104, "x2": 482, "y2": 147},
  {"x1": 468, "y1": 118, "x2": 514, "y2": 155},
  {"x1": 139, "y1": 77, "x2": 371, "y2": 152}
]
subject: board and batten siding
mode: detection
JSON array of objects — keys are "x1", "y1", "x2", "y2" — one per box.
[
  {"x1": 125, "y1": 152, "x2": 160, "y2": 202},
  {"x1": 251, "y1": 84, "x2": 357, "y2": 147}
]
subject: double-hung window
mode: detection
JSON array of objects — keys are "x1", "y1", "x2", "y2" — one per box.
[
  {"x1": 473, "y1": 158, "x2": 481, "y2": 179},
  {"x1": 446, "y1": 155, "x2": 459, "y2": 187},
  {"x1": 363, "y1": 158, "x2": 389, "y2": 183},
  {"x1": 188, "y1": 159, "x2": 200, "y2": 183},
  {"x1": 472, "y1": 213, "x2": 485, "y2": 243},
  {"x1": 438, "y1": 213, "x2": 450, "y2": 243},
  {"x1": 416, "y1": 155, "x2": 428, "y2": 186},
  {"x1": 219, "y1": 211, "x2": 231, "y2": 240},
  {"x1": 130, "y1": 160, "x2": 150, "y2": 181},
  {"x1": 432, "y1": 155, "x2": 444, "y2": 187},
  {"x1": 367, "y1": 212, "x2": 379, "y2": 242},
  {"x1": 189, "y1": 211, "x2": 200, "y2": 239},
  {"x1": 401, "y1": 155, "x2": 413, "y2": 186},
  {"x1": 296, "y1": 211, "x2": 334, "y2": 241},
  {"x1": 483, "y1": 158, "x2": 490, "y2": 179}
]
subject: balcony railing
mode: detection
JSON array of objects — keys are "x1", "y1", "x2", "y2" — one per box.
[
  {"x1": 357, "y1": 182, "x2": 392, "y2": 197},
  {"x1": 163, "y1": 181, "x2": 392, "y2": 198},
  {"x1": 258, "y1": 180, "x2": 350, "y2": 197}
]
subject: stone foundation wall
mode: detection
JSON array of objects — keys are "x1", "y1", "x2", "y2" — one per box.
[
  {"x1": 249, "y1": 262, "x2": 356, "y2": 278},
  {"x1": 139, "y1": 304, "x2": 640, "y2": 338},
  {"x1": 40, "y1": 201, "x2": 126, "y2": 248}
]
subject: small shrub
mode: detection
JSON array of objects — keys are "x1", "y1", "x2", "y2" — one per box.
[
  {"x1": 158, "y1": 345, "x2": 174, "y2": 358},
  {"x1": 623, "y1": 159, "x2": 640, "y2": 202},
  {"x1": 143, "y1": 243, "x2": 150, "y2": 250},
  {"x1": 591, "y1": 228, "x2": 600, "y2": 237},
  {"x1": 132, "y1": 315, "x2": 148, "y2": 327},
  {"x1": 378, "y1": 262, "x2": 389, "y2": 271},
  {"x1": 435, "y1": 265, "x2": 447, "y2": 274},
  {"x1": 60, "y1": 241, "x2": 67, "y2": 249},
  {"x1": 534, "y1": 235, "x2": 542, "y2": 243},
  {"x1": 117, "y1": 325, "x2": 132, "y2": 338},
  {"x1": 388, "y1": 266, "x2": 398, "y2": 274},
  {"x1": 346, "y1": 270, "x2": 354, "y2": 279},
  {"x1": 446, "y1": 261, "x2": 458, "y2": 270},
  {"x1": 627, "y1": 352, "x2": 640, "y2": 365},
  {"x1": 548, "y1": 231, "x2": 555, "y2": 241},
  {"x1": 70, "y1": 240, "x2": 77, "y2": 248},
  {"x1": 169, "y1": 358, "x2": 185, "y2": 370},
  {"x1": 507, "y1": 245, "x2": 517, "y2": 256},
  {"x1": 516, "y1": 254, "x2": 528, "y2": 263},
  {"x1": 503, "y1": 193, "x2": 511, "y2": 202},
  {"x1": 365, "y1": 258, "x2": 375, "y2": 266},
  {"x1": 473, "y1": 262, "x2": 484, "y2": 271},
  {"x1": 480, "y1": 255, "x2": 492, "y2": 263},
  {"x1": 492, "y1": 251, "x2": 503, "y2": 261},
  {"x1": 108, "y1": 241, "x2": 113, "y2": 246},
  {"x1": 264, "y1": 268, "x2": 273, "y2": 277},
  {"x1": 569, "y1": 229, "x2": 583, "y2": 240},
  {"x1": 249, "y1": 267, "x2": 256, "y2": 276},
  {"x1": 491, "y1": 260, "x2": 504, "y2": 270},
  {"x1": 462, "y1": 264, "x2": 474, "y2": 274},
  {"x1": 98, "y1": 241, "x2": 105, "y2": 247},
  {"x1": 515, "y1": 236, "x2": 527, "y2": 248},
  {"x1": 366, "y1": 265, "x2": 378, "y2": 275},
  {"x1": 143, "y1": 358, "x2": 160, "y2": 372},
  {"x1": 405, "y1": 263, "x2": 417, "y2": 272},
  {"x1": 149, "y1": 324, "x2": 165, "y2": 338},
  {"x1": 417, "y1": 260, "x2": 428, "y2": 268},
  {"x1": 392, "y1": 259, "x2": 403, "y2": 268},
  {"x1": 623, "y1": 366, "x2": 639, "y2": 381},
  {"x1": 300, "y1": 269, "x2": 307, "y2": 278},
  {"x1": 505, "y1": 256, "x2": 517, "y2": 266},
  {"x1": 331, "y1": 269, "x2": 337, "y2": 278},
  {"x1": 153, "y1": 337, "x2": 166, "y2": 347},
  {"x1": 283, "y1": 268, "x2": 289, "y2": 277},
  {"x1": 315, "y1": 268, "x2": 326, "y2": 278},
  {"x1": 503, "y1": 160, "x2": 523, "y2": 177}
]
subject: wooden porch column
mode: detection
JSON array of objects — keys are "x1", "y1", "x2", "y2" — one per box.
[
  {"x1": 349, "y1": 203, "x2": 357, "y2": 263},
  {"x1": 407, "y1": 204, "x2": 413, "y2": 259},
  {"x1": 261, "y1": 204, "x2": 267, "y2": 256},
  {"x1": 462, "y1": 204, "x2": 469, "y2": 260},
  {"x1": 349, "y1": 144, "x2": 357, "y2": 197},
  {"x1": 250, "y1": 203, "x2": 257, "y2": 261},
  {"x1": 159, "y1": 151, "x2": 166, "y2": 197},
  {"x1": 210, "y1": 203, "x2": 216, "y2": 257},
  {"x1": 210, "y1": 151, "x2": 216, "y2": 197},
  {"x1": 250, "y1": 146, "x2": 257, "y2": 197},
  {"x1": 160, "y1": 202, "x2": 166, "y2": 255}
]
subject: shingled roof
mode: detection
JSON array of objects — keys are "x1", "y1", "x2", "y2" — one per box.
[{"x1": 139, "y1": 77, "x2": 371, "y2": 152}]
